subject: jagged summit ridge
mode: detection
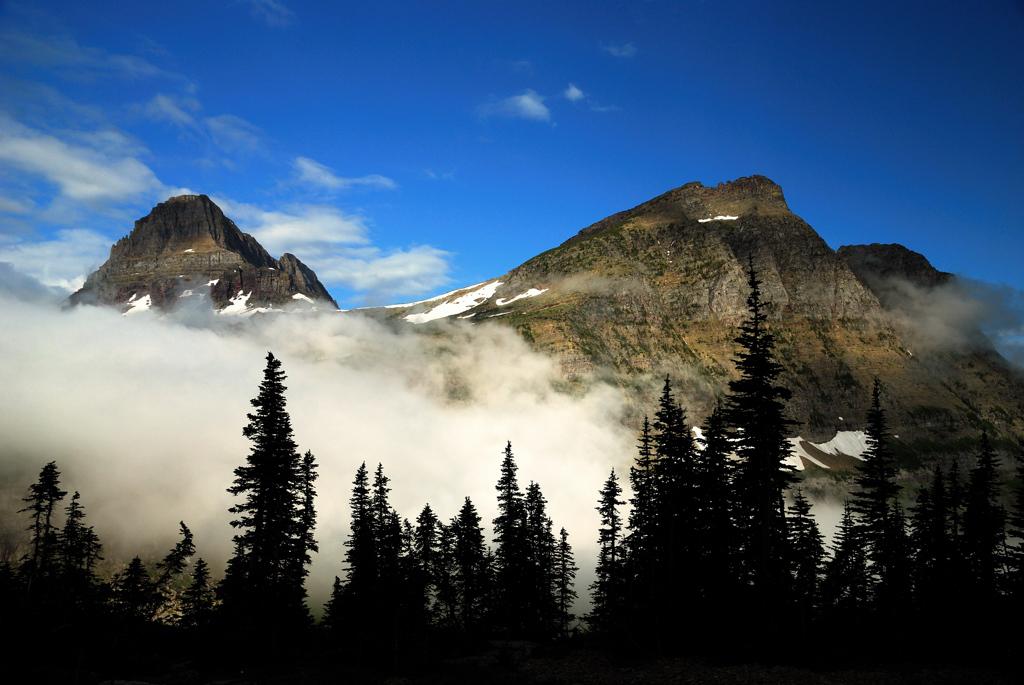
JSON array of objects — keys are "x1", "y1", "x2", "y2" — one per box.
[{"x1": 70, "y1": 194, "x2": 337, "y2": 313}]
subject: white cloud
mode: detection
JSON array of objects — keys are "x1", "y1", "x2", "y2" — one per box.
[
  {"x1": 244, "y1": 0, "x2": 295, "y2": 27},
  {"x1": 204, "y1": 114, "x2": 264, "y2": 154},
  {"x1": 0, "y1": 228, "x2": 110, "y2": 291},
  {"x1": 143, "y1": 94, "x2": 199, "y2": 129},
  {"x1": 479, "y1": 90, "x2": 551, "y2": 122},
  {"x1": 215, "y1": 197, "x2": 451, "y2": 300},
  {"x1": 293, "y1": 156, "x2": 396, "y2": 191},
  {"x1": 602, "y1": 42, "x2": 637, "y2": 58},
  {"x1": 0, "y1": 117, "x2": 164, "y2": 203},
  {"x1": 564, "y1": 83, "x2": 585, "y2": 102},
  {"x1": 315, "y1": 245, "x2": 452, "y2": 299}
]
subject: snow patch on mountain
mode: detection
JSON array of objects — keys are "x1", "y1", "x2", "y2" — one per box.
[
  {"x1": 698, "y1": 215, "x2": 740, "y2": 223},
  {"x1": 123, "y1": 293, "x2": 152, "y2": 316},
  {"x1": 496, "y1": 288, "x2": 548, "y2": 306},
  {"x1": 403, "y1": 281, "x2": 503, "y2": 324}
]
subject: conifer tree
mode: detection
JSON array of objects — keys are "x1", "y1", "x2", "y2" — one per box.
[
  {"x1": 19, "y1": 461, "x2": 66, "y2": 598},
  {"x1": 58, "y1": 490, "x2": 103, "y2": 612},
  {"x1": 451, "y1": 497, "x2": 488, "y2": 631},
  {"x1": 910, "y1": 465, "x2": 950, "y2": 612},
  {"x1": 152, "y1": 521, "x2": 195, "y2": 621},
  {"x1": 414, "y1": 504, "x2": 441, "y2": 621},
  {"x1": 963, "y1": 432, "x2": 1006, "y2": 606},
  {"x1": 112, "y1": 556, "x2": 156, "y2": 622},
  {"x1": 850, "y1": 379, "x2": 902, "y2": 607},
  {"x1": 695, "y1": 403, "x2": 737, "y2": 608},
  {"x1": 553, "y1": 527, "x2": 578, "y2": 638},
  {"x1": 589, "y1": 469, "x2": 624, "y2": 634},
  {"x1": 625, "y1": 415, "x2": 656, "y2": 580},
  {"x1": 726, "y1": 258, "x2": 797, "y2": 603},
  {"x1": 1008, "y1": 444, "x2": 1024, "y2": 603},
  {"x1": 492, "y1": 441, "x2": 529, "y2": 633},
  {"x1": 822, "y1": 501, "x2": 869, "y2": 618},
  {"x1": 434, "y1": 521, "x2": 458, "y2": 629},
  {"x1": 181, "y1": 558, "x2": 215, "y2": 629},
  {"x1": 524, "y1": 481, "x2": 557, "y2": 637},
  {"x1": 221, "y1": 352, "x2": 311, "y2": 631},
  {"x1": 787, "y1": 490, "x2": 824, "y2": 622},
  {"x1": 296, "y1": 451, "x2": 319, "y2": 579}
]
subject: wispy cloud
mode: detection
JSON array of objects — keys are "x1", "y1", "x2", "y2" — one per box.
[
  {"x1": 143, "y1": 94, "x2": 200, "y2": 129},
  {"x1": 0, "y1": 116, "x2": 164, "y2": 204},
  {"x1": 478, "y1": 90, "x2": 551, "y2": 122},
  {"x1": 564, "y1": 83, "x2": 585, "y2": 102},
  {"x1": 204, "y1": 114, "x2": 264, "y2": 154},
  {"x1": 0, "y1": 29, "x2": 190, "y2": 85},
  {"x1": 293, "y1": 156, "x2": 396, "y2": 191},
  {"x1": 602, "y1": 42, "x2": 637, "y2": 58},
  {"x1": 243, "y1": 0, "x2": 295, "y2": 28}
]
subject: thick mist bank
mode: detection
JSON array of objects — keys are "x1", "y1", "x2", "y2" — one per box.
[{"x1": 0, "y1": 295, "x2": 636, "y2": 611}]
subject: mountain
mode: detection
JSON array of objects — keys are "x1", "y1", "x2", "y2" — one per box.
[
  {"x1": 69, "y1": 194, "x2": 337, "y2": 314},
  {"x1": 373, "y1": 175, "x2": 1024, "y2": 454}
]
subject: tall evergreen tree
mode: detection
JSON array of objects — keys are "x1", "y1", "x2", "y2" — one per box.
[
  {"x1": 787, "y1": 490, "x2": 824, "y2": 624},
  {"x1": 822, "y1": 501, "x2": 869, "y2": 618},
  {"x1": 296, "y1": 451, "x2": 319, "y2": 581},
  {"x1": 849, "y1": 379, "x2": 902, "y2": 608},
  {"x1": 589, "y1": 469, "x2": 624, "y2": 634},
  {"x1": 910, "y1": 465, "x2": 951, "y2": 613},
  {"x1": 181, "y1": 558, "x2": 215, "y2": 629},
  {"x1": 112, "y1": 556, "x2": 156, "y2": 622},
  {"x1": 553, "y1": 527, "x2": 578, "y2": 639},
  {"x1": 152, "y1": 522, "x2": 195, "y2": 621},
  {"x1": 1008, "y1": 444, "x2": 1024, "y2": 603},
  {"x1": 492, "y1": 441, "x2": 529, "y2": 634},
  {"x1": 963, "y1": 432, "x2": 1006, "y2": 606},
  {"x1": 695, "y1": 402, "x2": 737, "y2": 609},
  {"x1": 726, "y1": 257, "x2": 797, "y2": 604},
  {"x1": 414, "y1": 504, "x2": 441, "y2": 621},
  {"x1": 57, "y1": 490, "x2": 103, "y2": 612},
  {"x1": 221, "y1": 352, "x2": 311, "y2": 631},
  {"x1": 451, "y1": 497, "x2": 489, "y2": 631},
  {"x1": 524, "y1": 481, "x2": 557, "y2": 637},
  {"x1": 19, "y1": 461, "x2": 66, "y2": 598}
]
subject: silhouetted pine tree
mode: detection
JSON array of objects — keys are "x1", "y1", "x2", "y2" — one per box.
[
  {"x1": 726, "y1": 258, "x2": 797, "y2": 605},
  {"x1": 451, "y1": 497, "x2": 489, "y2": 632},
  {"x1": 19, "y1": 461, "x2": 66, "y2": 600},
  {"x1": 695, "y1": 402, "x2": 737, "y2": 611},
  {"x1": 553, "y1": 527, "x2": 577, "y2": 639},
  {"x1": 296, "y1": 451, "x2": 319, "y2": 583},
  {"x1": 787, "y1": 489, "x2": 824, "y2": 628},
  {"x1": 328, "y1": 462, "x2": 377, "y2": 642},
  {"x1": 650, "y1": 377, "x2": 697, "y2": 643},
  {"x1": 589, "y1": 469, "x2": 624, "y2": 635},
  {"x1": 112, "y1": 556, "x2": 156, "y2": 622},
  {"x1": 524, "y1": 480, "x2": 557, "y2": 637},
  {"x1": 57, "y1": 490, "x2": 103, "y2": 614},
  {"x1": 963, "y1": 432, "x2": 1006, "y2": 607},
  {"x1": 434, "y1": 521, "x2": 458, "y2": 629},
  {"x1": 152, "y1": 522, "x2": 195, "y2": 622},
  {"x1": 822, "y1": 502, "x2": 869, "y2": 620},
  {"x1": 221, "y1": 352, "x2": 311, "y2": 632},
  {"x1": 910, "y1": 465, "x2": 951, "y2": 614},
  {"x1": 1008, "y1": 444, "x2": 1024, "y2": 604},
  {"x1": 493, "y1": 441, "x2": 530, "y2": 634},
  {"x1": 414, "y1": 504, "x2": 441, "y2": 622},
  {"x1": 181, "y1": 558, "x2": 215, "y2": 629},
  {"x1": 625, "y1": 415, "x2": 656, "y2": 599},
  {"x1": 850, "y1": 379, "x2": 902, "y2": 611}
]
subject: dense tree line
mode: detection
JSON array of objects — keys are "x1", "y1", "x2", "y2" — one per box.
[{"x1": 3, "y1": 265, "x2": 1023, "y2": 680}]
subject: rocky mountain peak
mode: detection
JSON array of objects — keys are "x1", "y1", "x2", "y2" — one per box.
[
  {"x1": 69, "y1": 195, "x2": 337, "y2": 313},
  {"x1": 665, "y1": 174, "x2": 790, "y2": 219}
]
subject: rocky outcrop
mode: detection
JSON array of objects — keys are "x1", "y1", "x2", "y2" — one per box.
[
  {"x1": 374, "y1": 175, "x2": 1024, "y2": 447},
  {"x1": 69, "y1": 195, "x2": 337, "y2": 312}
]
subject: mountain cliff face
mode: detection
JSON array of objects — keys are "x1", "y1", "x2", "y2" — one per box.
[
  {"x1": 70, "y1": 195, "x2": 337, "y2": 313},
  {"x1": 375, "y1": 176, "x2": 1024, "y2": 448}
]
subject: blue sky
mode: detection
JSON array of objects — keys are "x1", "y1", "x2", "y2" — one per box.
[{"x1": 0, "y1": 0, "x2": 1022, "y2": 307}]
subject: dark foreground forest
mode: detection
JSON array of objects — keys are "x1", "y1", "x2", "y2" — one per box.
[{"x1": 3, "y1": 264, "x2": 1022, "y2": 684}]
